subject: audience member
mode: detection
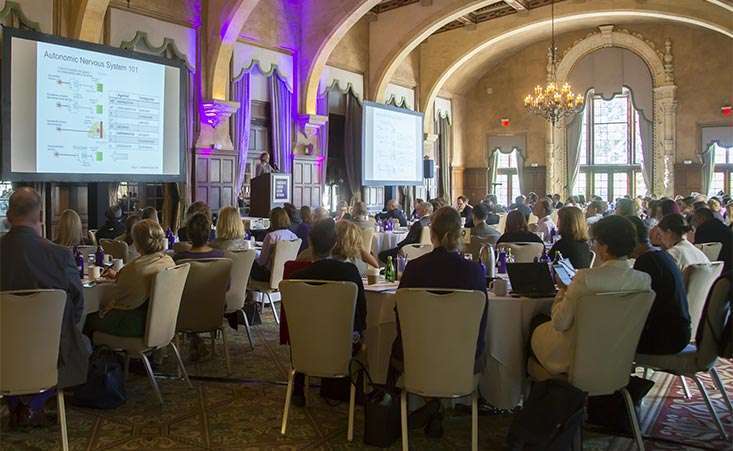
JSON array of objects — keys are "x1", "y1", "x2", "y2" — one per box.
[
  {"x1": 707, "y1": 197, "x2": 725, "y2": 222},
  {"x1": 470, "y1": 203, "x2": 500, "y2": 245},
  {"x1": 410, "y1": 198, "x2": 424, "y2": 220},
  {"x1": 141, "y1": 206, "x2": 159, "y2": 223},
  {"x1": 172, "y1": 213, "x2": 225, "y2": 261},
  {"x1": 378, "y1": 201, "x2": 432, "y2": 263},
  {"x1": 95, "y1": 205, "x2": 125, "y2": 240},
  {"x1": 284, "y1": 203, "x2": 309, "y2": 252},
  {"x1": 509, "y1": 195, "x2": 531, "y2": 219},
  {"x1": 496, "y1": 210, "x2": 543, "y2": 244},
  {"x1": 657, "y1": 213, "x2": 709, "y2": 272},
  {"x1": 177, "y1": 201, "x2": 212, "y2": 242},
  {"x1": 211, "y1": 206, "x2": 249, "y2": 251},
  {"x1": 530, "y1": 216, "x2": 651, "y2": 376},
  {"x1": 0, "y1": 188, "x2": 90, "y2": 427},
  {"x1": 549, "y1": 206, "x2": 593, "y2": 268},
  {"x1": 351, "y1": 201, "x2": 376, "y2": 230},
  {"x1": 552, "y1": 193, "x2": 564, "y2": 209},
  {"x1": 334, "y1": 200, "x2": 351, "y2": 221},
  {"x1": 55, "y1": 209, "x2": 85, "y2": 247},
  {"x1": 251, "y1": 207, "x2": 298, "y2": 281},
  {"x1": 457, "y1": 196, "x2": 474, "y2": 227},
  {"x1": 312, "y1": 206, "x2": 330, "y2": 222},
  {"x1": 615, "y1": 197, "x2": 639, "y2": 217},
  {"x1": 118, "y1": 214, "x2": 141, "y2": 261},
  {"x1": 300, "y1": 206, "x2": 313, "y2": 225},
  {"x1": 429, "y1": 197, "x2": 448, "y2": 210},
  {"x1": 333, "y1": 220, "x2": 379, "y2": 275},
  {"x1": 691, "y1": 207, "x2": 732, "y2": 271},
  {"x1": 627, "y1": 217, "x2": 691, "y2": 354},
  {"x1": 585, "y1": 200, "x2": 606, "y2": 225},
  {"x1": 375, "y1": 199, "x2": 407, "y2": 226},
  {"x1": 532, "y1": 198, "x2": 556, "y2": 239}
]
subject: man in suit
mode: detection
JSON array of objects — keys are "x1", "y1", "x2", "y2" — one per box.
[
  {"x1": 692, "y1": 206, "x2": 732, "y2": 271},
  {"x1": 375, "y1": 199, "x2": 408, "y2": 227},
  {"x1": 470, "y1": 203, "x2": 501, "y2": 245},
  {"x1": 457, "y1": 196, "x2": 474, "y2": 228},
  {"x1": 509, "y1": 195, "x2": 532, "y2": 220},
  {"x1": 0, "y1": 188, "x2": 91, "y2": 427},
  {"x1": 378, "y1": 201, "x2": 433, "y2": 264}
]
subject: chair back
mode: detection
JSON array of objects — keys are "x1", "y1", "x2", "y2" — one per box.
[
  {"x1": 695, "y1": 242, "x2": 723, "y2": 261},
  {"x1": 1, "y1": 289, "x2": 66, "y2": 395},
  {"x1": 466, "y1": 237, "x2": 493, "y2": 261},
  {"x1": 172, "y1": 241, "x2": 192, "y2": 254},
  {"x1": 144, "y1": 264, "x2": 191, "y2": 348},
  {"x1": 87, "y1": 229, "x2": 97, "y2": 246},
  {"x1": 496, "y1": 213, "x2": 508, "y2": 234},
  {"x1": 685, "y1": 262, "x2": 724, "y2": 336},
  {"x1": 396, "y1": 288, "x2": 486, "y2": 398},
  {"x1": 224, "y1": 249, "x2": 257, "y2": 313},
  {"x1": 176, "y1": 259, "x2": 232, "y2": 332},
  {"x1": 401, "y1": 243, "x2": 433, "y2": 260},
  {"x1": 696, "y1": 275, "x2": 731, "y2": 369},
  {"x1": 589, "y1": 250, "x2": 598, "y2": 268},
  {"x1": 496, "y1": 242, "x2": 544, "y2": 263},
  {"x1": 279, "y1": 280, "x2": 358, "y2": 377},
  {"x1": 419, "y1": 226, "x2": 431, "y2": 245},
  {"x1": 100, "y1": 238, "x2": 129, "y2": 263},
  {"x1": 268, "y1": 239, "x2": 302, "y2": 290},
  {"x1": 570, "y1": 291, "x2": 655, "y2": 396},
  {"x1": 360, "y1": 228, "x2": 374, "y2": 254}
]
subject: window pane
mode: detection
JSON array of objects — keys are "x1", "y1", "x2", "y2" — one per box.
[
  {"x1": 578, "y1": 109, "x2": 588, "y2": 165},
  {"x1": 496, "y1": 174, "x2": 509, "y2": 206},
  {"x1": 509, "y1": 151, "x2": 517, "y2": 168},
  {"x1": 613, "y1": 173, "x2": 628, "y2": 200},
  {"x1": 593, "y1": 123, "x2": 629, "y2": 164},
  {"x1": 594, "y1": 95, "x2": 628, "y2": 124},
  {"x1": 511, "y1": 174, "x2": 521, "y2": 202},
  {"x1": 496, "y1": 150, "x2": 516, "y2": 169},
  {"x1": 635, "y1": 171, "x2": 647, "y2": 197},
  {"x1": 714, "y1": 144, "x2": 727, "y2": 165},
  {"x1": 594, "y1": 173, "x2": 609, "y2": 201},
  {"x1": 634, "y1": 111, "x2": 645, "y2": 165},
  {"x1": 710, "y1": 172, "x2": 725, "y2": 197},
  {"x1": 573, "y1": 172, "x2": 587, "y2": 197}
]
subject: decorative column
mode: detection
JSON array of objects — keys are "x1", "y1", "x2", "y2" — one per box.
[
  {"x1": 548, "y1": 121, "x2": 567, "y2": 197},
  {"x1": 653, "y1": 39, "x2": 676, "y2": 197}
]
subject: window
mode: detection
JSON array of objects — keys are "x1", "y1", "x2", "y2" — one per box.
[
  {"x1": 572, "y1": 89, "x2": 646, "y2": 201},
  {"x1": 493, "y1": 148, "x2": 521, "y2": 207},
  {"x1": 710, "y1": 143, "x2": 733, "y2": 197},
  {"x1": 0, "y1": 182, "x2": 13, "y2": 233}
]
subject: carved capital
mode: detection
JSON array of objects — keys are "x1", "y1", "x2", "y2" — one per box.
[{"x1": 294, "y1": 114, "x2": 328, "y2": 156}]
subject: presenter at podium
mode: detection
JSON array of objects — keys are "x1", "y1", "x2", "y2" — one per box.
[{"x1": 255, "y1": 152, "x2": 278, "y2": 176}]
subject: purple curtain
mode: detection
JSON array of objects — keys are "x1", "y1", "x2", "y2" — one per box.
[
  {"x1": 317, "y1": 89, "x2": 329, "y2": 178},
  {"x1": 232, "y1": 71, "x2": 252, "y2": 192},
  {"x1": 268, "y1": 70, "x2": 293, "y2": 174},
  {"x1": 343, "y1": 89, "x2": 362, "y2": 201}
]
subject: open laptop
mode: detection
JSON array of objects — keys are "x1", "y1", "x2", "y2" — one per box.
[{"x1": 507, "y1": 262, "x2": 557, "y2": 298}]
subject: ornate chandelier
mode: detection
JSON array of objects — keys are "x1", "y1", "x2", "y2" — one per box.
[{"x1": 524, "y1": 0, "x2": 584, "y2": 126}]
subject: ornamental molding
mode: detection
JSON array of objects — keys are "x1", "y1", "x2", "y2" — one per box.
[
  {"x1": 120, "y1": 31, "x2": 194, "y2": 72},
  {"x1": 0, "y1": 1, "x2": 41, "y2": 32}
]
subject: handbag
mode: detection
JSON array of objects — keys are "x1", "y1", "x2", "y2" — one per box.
[
  {"x1": 71, "y1": 346, "x2": 127, "y2": 409},
  {"x1": 351, "y1": 360, "x2": 401, "y2": 448}
]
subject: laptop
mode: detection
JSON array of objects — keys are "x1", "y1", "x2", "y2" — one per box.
[{"x1": 507, "y1": 262, "x2": 557, "y2": 298}]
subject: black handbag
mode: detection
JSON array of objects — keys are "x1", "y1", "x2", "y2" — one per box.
[
  {"x1": 351, "y1": 360, "x2": 401, "y2": 448},
  {"x1": 72, "y1": 346, "x2": 127, "y2": 409}
]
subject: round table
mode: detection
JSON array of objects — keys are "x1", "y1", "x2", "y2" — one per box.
[{"x1": 371, "y1": 230, "x2": 408, "y2": 256}]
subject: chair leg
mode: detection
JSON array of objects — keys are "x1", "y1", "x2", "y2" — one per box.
[
  {"x1": 220, "y1": 328, "x2": 231, "y2": 374},
  {"x1": 303, "y1": 375, "x2": 309, "y2": 406},
  {"x1": 169, "y1": 341, "x2": 193, "y2": 388},
  {"x1": 140, "y1": 351, "x2": 164, "y2": 405},
  {"x1": 709, "y1": 367, "x2": 733, "y2": 415},
  {"x1": 347, "y1": 379, "x2": 356, "y2": 442},
  {"x1": 210, "y1": 331, "x2": 217, "y2": 356},
  {"x1": 621, "y1": 388, "x2": 645, "y2": 451},
  {"x1": 401, "y1": 390, "x2": 409, "y2": 451},
  {"x1": 281, "y1": 369, "x2": 295, "y2": 435},
  {"x1": 57, "y1": 389, "x2": 69, "y2": 451},
  {"x1": 266, "y1": 292, "x2": 280, "y2": 324},
  {"x1": 692, "y1": 375, "x2": 729, "y2": 441},
  {"x1": 471, "y1": 390, "x2": 478, "y2": 451},
  {"x1": 240, "y1": 308, "x2": 255, "y2": 349},
  {"x1": 123, "y1": 352, "x2": 130, "y2": 380},
  {"x1": 680, "y1": 375, "x2": 691, "y2": 399}
]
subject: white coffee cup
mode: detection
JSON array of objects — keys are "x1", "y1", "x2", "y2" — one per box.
[
  {"x1": 90, "y1": 266, "x2": 102, "y2": 280},
  {"x1": 112, "y1": 259, "x2": 124, "y2": 271},
  {"x1": 489, "y1": 278, "x2": 508, "y2": 296},
  {"x1": 104, "y1": 254, "x2": 113, "y2": 265}
]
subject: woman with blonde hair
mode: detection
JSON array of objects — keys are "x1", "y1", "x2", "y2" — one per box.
[
  {"x1": 548, "y1": 206, "x2": 593, "y2": 268},
  {"x1": 211, "y1": 206, "x2": 248, "y2": 250},
  {"x1": 55, "y1": 209, "x2": 84, "y2": 247},
  {"x1": 332, "y1": 220, "x2": 379, "y2": 276}
]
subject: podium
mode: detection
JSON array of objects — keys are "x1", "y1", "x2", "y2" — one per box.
[{"x1": 250, "y1": 172, "x2": 291, "y2": 217}]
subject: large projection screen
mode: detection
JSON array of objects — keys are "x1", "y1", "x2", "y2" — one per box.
[
  {"x1": 362, "y1": 101, "x2": 424, "y2": 186},
  {"x1": 1, "y1": 27, "x2": 186, "y2": 182}
]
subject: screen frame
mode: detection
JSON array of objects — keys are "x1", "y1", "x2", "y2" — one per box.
[
  {"x1": 1, "y1": 27, "x2": 188, "y2": 182},
  {"x1": 361, "y1": 100, "x2": 425, "y2": 187}
]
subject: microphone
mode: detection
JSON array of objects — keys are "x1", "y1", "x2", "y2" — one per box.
[{"x1": 270, "y1": 162, "x2": 279, "y2": 173}]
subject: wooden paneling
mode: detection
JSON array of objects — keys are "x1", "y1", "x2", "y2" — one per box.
[
  {"x1": 523, "y1": 166, "x2": 547, "y2": 196},
  {"x1": 451, "y1": 167, "x2": 464, "y2": 201},
  {"x1": 363, "y1": 186, "x2": 385, "y2": 212},
  {"x1": 292, "y1": 156, "x2": 322, "y2": 208},
  {"x1": 674, "y1": 162, "x2": 703, "y2": 195},
  {"x1": 48, "y1": 183, "x2": 89, "y2": 240},
  {"x1": 463, "y1": 168, "x2": 487, "y2": 205},
  {"x1": 193, "y1": 149, "x2": 237, "y2": 212}
]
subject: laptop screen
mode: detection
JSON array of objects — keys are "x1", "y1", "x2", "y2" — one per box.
[{"x1": 506, "y1": 263, "x2": 557, "y2": 295}]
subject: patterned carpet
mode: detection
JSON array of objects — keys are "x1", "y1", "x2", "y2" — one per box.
[{"x1": 1, "y1": 312, "x2": 731, "y2": 450}]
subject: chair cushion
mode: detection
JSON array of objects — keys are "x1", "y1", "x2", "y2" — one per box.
[
  {"x1": 635, "y1": 344, "x2": 704, "y2": 376},
  {"x1": 248, "y1": 279, "x2": 274, "y2": 292},
  {"x1": 93, "y1": 332, "x2": 150, "y2": 353},
  {"x1": 527, "y1": 356, "x2": 569, "y2": 382}
]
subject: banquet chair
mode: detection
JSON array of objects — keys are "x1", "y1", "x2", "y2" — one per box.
[
  {"x1": 396, "y1": 288, "x2": 486, "y2": 451},
  {"x1": 175, "y1": 259, "x2": 233, "y2": 373},
  {"x1": 360, "y1": 227, "x2": 375, "y2": 255},
  {"x1": 636, "y1": 276, "x2": 731, "y2": 441},
  {"x1": 279, "y1": 280, "x2": 359, "y2": 440},
  {"x1": 467, "y1": 237, "x2": 494, "y2": 261},
  {"x1": 223, "y1": 249, "x2": 257, "y2": 350},
  {"x1": 401, "y1": 243, "x2": 433, "y2": 260},
  {"x1": 528, "y1": 290, "x2": 655, "y2": 450},
  {"x1": 1, "y1": 289, "x2": 69, "y2": 451},
  {"x1": 419, "y1": 225, "x2": 431, "y2": 244},
  {"x1": 589, "y1": 251, "x2": 597, "y2": 268},
  {"x1": 94, "y1": 264, "x2": 191, "y2": 405},
  {"x1": 496, "y1": 213, "x2": 508, "y2": 234},
  {"x1": 694, "y1": 242, "x2": 723, "y2": 261},
  {"x1": 247, "y1": 239, "x2": 302, "y2": 324},
  {"x1": 100, "y1": 238, "x2": 129, "y2": 263},
  {"x1": 496, "y1": 242, "x2": 544, "y2": 263},
  {"x1": 685, "y1": 262, "x2": 724, "y2": 340}
]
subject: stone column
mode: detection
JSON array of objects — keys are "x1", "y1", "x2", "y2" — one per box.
[{"x1": 654, "y1": 85, "x2": 677, "y2": 197}]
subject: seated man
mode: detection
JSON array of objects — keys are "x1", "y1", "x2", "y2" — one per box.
[
  {"x1": 691, "y1": 206, "x2": 732, "y2": 271},
  {"x1": 509, "y1": 195, "x2": 531, "y2": 220},
  {"x1": 289, "y1": 219, "x2": 367, "y2": 406},
  {"x1": 95, "y1": 204, "x2": 125, "y2": 240},
  {"x1": 378, "y1": 201, "x2": 433, "y2": 264},
  {"x1": 470, "y1": 203, "x2": 500, "y2": 245},
  {"x1": 0, "y1": 188, "x2": 91, "y2": 427},
  {"x1": 375, "y1": 199, "x2": 407, "y2": 227},
  {"x1": 585, "y1": 200, "x2": 607, "y2": 225}
]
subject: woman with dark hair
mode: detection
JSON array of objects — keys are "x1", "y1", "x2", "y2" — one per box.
[
  {"x1": 549, "y1": 207, "x2": 593, "y2": 268},
  {"x1": 496, "y1": 210, "x2": 543, "y2": 244},
  {"x1": 657, "y1": 213, "x2": 709, "y2": 271},
  {"x1": 172, "y1": 213, "x2": 225, "y2": 261},
  {"x1": 530, "y1": 216, "x2": 651, "y2": 376},
  {"x1": 177, "y1": 201, "x2": 212, "y2": 242}
]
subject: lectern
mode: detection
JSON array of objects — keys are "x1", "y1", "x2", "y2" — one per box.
[{"x1": 250, "y1": 172, "x2": 291, "y2": 217}]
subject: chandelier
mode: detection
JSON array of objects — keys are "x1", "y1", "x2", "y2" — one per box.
[{"x1": 524, "y1": 0, "x2": 584, "y2": 126}]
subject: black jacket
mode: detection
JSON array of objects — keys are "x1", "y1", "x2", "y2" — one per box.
[
  {"x1": 95, "y1": 219, "x2": 125, "y2": 240},
  {"x1": 375, "y1": 209, "x2": 407, "y2": 227},
  {"x1": 549, "y1": 239, "x2": 593, "y2": 268},
  {"x1": 397, "y1": 216, "x2": 430, "y2": 250},
  {"x1": 694, "y1": 218, "x2": 733, "y2": 271}
]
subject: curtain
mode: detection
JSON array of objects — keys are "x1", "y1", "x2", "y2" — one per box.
[
  {"x1": 343, "y1": 90, "x2": 362, "y2": 201},
  {"x1": 175, "y1": 69, "x2": 196, "y2": 230},
  {"x1": 437, "y1": 115, "x2": 451, "y2": 199},
  {"x1": 487, "y1": 147, "x2": 526, "y2": 197},
  {"x1": 565, "y1": 108, "x2": 585, "y2": 194},
  {"x1": 316, "y1": 89, "x2": 329, "y2": 184},
  {"x1": 637, "y1": 113, "x2": 654, "y2": 194},
  {"x1": 700, "y1": 143, "x2": 716, "y2": 196},
  {"x1": 232, "y1": 71, "x2": 252, "y2": 193},
  {"x1": 487, "y1": 151, "x2": 499, "y2": 194},
  {"x1": 268, "y1": 70, "x2": 293, "y2": 174}
]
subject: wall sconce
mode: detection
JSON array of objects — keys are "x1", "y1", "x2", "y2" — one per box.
[{"x1": 200, "y1": 99, "x2": 240, "y2": 128}]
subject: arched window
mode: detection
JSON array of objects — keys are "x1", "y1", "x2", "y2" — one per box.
[
  {"x1": 711, "y1": 143, "x2": 733, "y2": 196},
  {"x1": 572, "y1": 88, "x2": 646, "y2": 200},
  {"x1": 495, "y1": 148, "x2": 520, "y2": 207}
]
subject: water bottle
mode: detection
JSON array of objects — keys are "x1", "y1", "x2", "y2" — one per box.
[
  {"x1": 385, "y1": 256, "x2": 396, "y2": 282},
  {"x1": 94, "y1": 245, "x2": 105, "y2": 267},
  {"x1": 166, "y1": 227, "x2": 176, "y2": 249},
  {"x1": 479, "y1": 244, "x2": 495, "y2": 279},
  {"x1": 540, "y1": 248, "x2": 551, "y2": 263},
  {"x1": 396, "y1": 254, "x2": 407, "y2": 279},
  {"x1": 74, "y1": 247, "x2": 84, "y2": 278},
  {"x1": 497, "y1": 249, "x2": 508, "y2": 274}
]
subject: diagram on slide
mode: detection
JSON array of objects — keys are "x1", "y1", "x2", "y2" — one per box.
[
  {"x1": 35, "y1": 41, "x2": 166, "y2": 174},
  {"x1": 372, "y1": 108, "x2": 419, "y2": 181}
]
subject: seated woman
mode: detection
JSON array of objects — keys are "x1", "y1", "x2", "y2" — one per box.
[
  {"x1": 172, "y1": 213, "x2": 225, "y2": 261},
  {"x1": 657, "y1": 213, "x2": 709, "y2": 272},
  {"x1": 85, "y1": 219, "x2": 176, "y2": 338},
  {"x1": 117, "y1": 214, "x2": 141, "y2": 262},
  {"x1": 387, "y1": 207, "x2": 488, "y2": 438},
  {"x1": 351, "y1": 201, "x2": 376, "y2": 230},
  {"x1": 333, "y1": 220, "x2": 379, "y2": 276},
  {"x1": 54, "y1": 209, "x2": 87, "y2": 247},
  {"x1": 530, "y1": 216, "x2": 651, "y2": 376},
  {"x1": 177, "y1": 201, "x2": 212, "y2": 242},
  {"x1": 210, "y1": 206, "x2": 249, "y2": 251},
  {"x1": 496, "y1": 210, "x2": 543, "y2": 244},
  {"x1": 549, "y1": 206, "x2": 593, "y2": 268},
  {"x1": 251, "y1": 207, "x2": 298, "y2": 281}
]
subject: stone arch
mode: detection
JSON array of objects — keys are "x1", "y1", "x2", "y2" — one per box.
[{"x1": 74, "y1": 0, "x2": 110, "y2": 42}]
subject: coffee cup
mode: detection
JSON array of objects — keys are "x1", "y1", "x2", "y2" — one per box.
[
  {"x1": 90, "y1": 266, "x2": 102, "y2": 280},
  {"x1": 489, "y1": 278, "x2": 508, "y2": 296},
  {"x1": 104, "y1": 254, "x2": 113, "y2": 265},
  {"x1": 112, "y1": 259, "x2": 124, "y2": 271},
  {"x1": 367, "y1": 267, "x2": 379, "y2": 285}
]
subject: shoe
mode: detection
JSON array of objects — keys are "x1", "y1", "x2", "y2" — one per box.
[
  {"x1": 424, "y1": 410, "x2": 444, "y2": 439},
  {"x1": 408, "y1": 399, "x2": 440, "y2": 430}
]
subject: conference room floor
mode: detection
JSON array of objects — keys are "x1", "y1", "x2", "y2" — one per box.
[{"x1": 1, "y1": 311, "x2": 730, "y2": 450}]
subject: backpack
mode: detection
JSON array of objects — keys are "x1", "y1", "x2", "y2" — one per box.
[
  {"x1": 72, "y1": 346, "x2": 127, "y2": 409},
  {"x1": 506, "y1": 379, "x2": 587, "y2": 451}
]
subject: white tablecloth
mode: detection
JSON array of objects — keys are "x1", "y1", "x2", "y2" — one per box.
[
  {"x1": 363, "y1": 283, "x2": 398, "y2": 384},
  {"x1": 80, "y1": 282, "x2": 114, "y2": 326},
  {"x1": 371, "y1": 231, "x2": 408, "y2": 256}
]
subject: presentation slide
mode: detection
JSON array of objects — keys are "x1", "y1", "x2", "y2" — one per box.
[
  {"x1": 362, "y1": 101, "x2": 423, "y2": 186},
  {"x1": 3, "y1": 28, "x2": 184, "y2": 182}
]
